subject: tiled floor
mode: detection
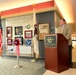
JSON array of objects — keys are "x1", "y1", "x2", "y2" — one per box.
[
  {"x1": 1, "y1": 43, "x2": 76, "y2": 75},
  {"x1": 43, "y1": 47, "x2": 76, "y2": 75},
  {"x1": 0, "y1": 57, "x2": 45, "y2": 75},
  {"x1": 43, "y1": 69, "x2": 76, "y2": 75}
]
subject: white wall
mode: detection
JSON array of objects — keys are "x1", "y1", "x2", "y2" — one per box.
[
  {"x1": 6, "y1": 14, "x2": 33, "y2": 40},
  {"x1": 5, "y1": 14, "x2": 34, "y2": 56}
]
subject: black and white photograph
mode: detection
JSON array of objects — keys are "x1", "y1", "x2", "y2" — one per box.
[{"x1": 15, "y1": 26, "x2": 23, "y2": 35}]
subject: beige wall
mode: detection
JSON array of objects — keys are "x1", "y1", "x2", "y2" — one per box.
[
  {"x1": 6, "y1": 14, "x2": 33, "y2": 40},
  {"x1": 67, "y1": 23, "x2": 76, "y2": 34}
]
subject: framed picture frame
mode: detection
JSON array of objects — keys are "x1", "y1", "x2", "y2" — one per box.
[
  {"x1": 15, "y1": 37, "x2": 23, "y2": 45},
  {"x1": 6, "y1": 26, "x2": 12, "y2": 38},
  {"x1": 25, "y1": 39, "x2": 32, "y2": 46},
  {"x1": 7, "y1": 39, "x2": 12, "y2": 45},
  {"x1": 15, "y1": 26, "x2": 23, "y2": 35},
  {"x1": 39, "y1": 23, "x2": 49, "y2": 40},
  {"x1": 24, "y1": 30, "x2": 32, "y2": 38}
]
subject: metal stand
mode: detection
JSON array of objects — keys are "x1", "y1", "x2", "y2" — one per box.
[{"x1": 14, "y1": 54, "x2": 23, "y2": 68}]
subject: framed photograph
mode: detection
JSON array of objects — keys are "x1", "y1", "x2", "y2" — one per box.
[
  {"x1": 15, "y1": 26, "x2": 23, "y2": 35},
  {"x1": 7, "y1": 39, "x2": 12, "y2": 45},
  {"x1": 39, "y1": 23, "x2": 49, "y2": 40},
  {"x1": 15, "y1": 37, "x2": 23, "y2": 45},
  {"x1": 24, "y1": 30, "x2": 32, "y2": 38},
  {"x1": 6, "y1": 26, "x2": 12, "y2": 38}
]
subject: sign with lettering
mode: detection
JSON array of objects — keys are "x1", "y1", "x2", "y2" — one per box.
[{"x1": 45, "y1": 35, "x2": 56, "y2": 47}]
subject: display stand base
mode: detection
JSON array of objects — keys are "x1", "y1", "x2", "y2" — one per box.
[{"x1": 14, "y1": 65, "x2": 23, "y2": 68}]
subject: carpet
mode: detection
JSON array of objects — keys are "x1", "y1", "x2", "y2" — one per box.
[{"x1": 0, "y1": 57, "x2": 46, "y2": 75}]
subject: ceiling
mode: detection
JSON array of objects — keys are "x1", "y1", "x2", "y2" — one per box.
[
  {"x1": 55, "y1": 0, "x2": 76, "y2": 24},
  {"x1": 0, "y1": 0, "x2": 51, "y2": 11},
  {"x1": 0, "y1": 0, "x2": 75, "y2": 24}
]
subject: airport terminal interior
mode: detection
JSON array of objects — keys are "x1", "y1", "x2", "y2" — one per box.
[{"x1": 0, "y1": 0, "x2": 76, "y2": 75}]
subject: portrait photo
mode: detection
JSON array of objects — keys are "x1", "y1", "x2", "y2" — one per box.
[
  {"x1": 6, "y1": 27, "x2": 12, "y2": 38},
  {"x1": 15, "y1": 26, "x2": 23, "y2": 35},
  {"x1": 7, "y1": 39, "x2": 12, "y2": 45}
]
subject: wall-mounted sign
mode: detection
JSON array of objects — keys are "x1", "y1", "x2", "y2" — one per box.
[
  {"x1": 25, "y1": 24, "x2": 31, "y2": 29},
  {"x1": 25, "y1": 39, "x2": 32, "y2": 46},
  {"x1": 26, "y1": 24, "x2": 31, "y2": 29},
  {"x1": 39, "y1": 23, "x2": 49, "y2": 40}
]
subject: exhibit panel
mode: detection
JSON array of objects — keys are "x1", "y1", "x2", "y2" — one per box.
[
  {"x1": 5, "y1": 14, "x2": 33, "y2": 57},
  {"x1": 6, "y1": 45, "x2": 31, "y2": 56}
]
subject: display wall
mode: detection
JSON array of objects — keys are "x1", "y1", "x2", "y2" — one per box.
[
  {"x1": 1, "y1": 1, "x2": 62, "y2": 58},
  {"x1": 4, "y1": 14, "x2": 33, "y2": 56},
  {"x1": 2, "y1": 10, "x2": 62, "y2": 58}
]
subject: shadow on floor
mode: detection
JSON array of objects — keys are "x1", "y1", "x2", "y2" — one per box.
[{"x1": 33, "y1": 66, "x2": 46, "y2": 75}]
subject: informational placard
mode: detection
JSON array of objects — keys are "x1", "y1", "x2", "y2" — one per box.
[
  {"x1": 7, "y1": 46, "x2": 31, "y2": 54},
  {"x1": 7, "y1": 46, "x2": 15, "y2": 53},
  {"x1": 45, "y1": 35, "x2": 56, "y2": 47},
  {"x1": 20, "y1": 46, "x2": 31, "y2": 54},
  {"x1": 39, "y1": 23, "x2": 49, "y2": 40}
]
